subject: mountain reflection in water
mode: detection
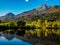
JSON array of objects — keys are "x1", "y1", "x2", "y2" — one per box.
[{"x1": 0, "y1": 32, "x2": 32, "y2": 45}]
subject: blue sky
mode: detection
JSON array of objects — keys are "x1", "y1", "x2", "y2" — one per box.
[{"x1": 0, "y1": 0, "x2": 60, "y2": 16}]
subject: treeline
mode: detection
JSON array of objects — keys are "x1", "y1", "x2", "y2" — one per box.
[
  {"x1": 0, "y1": 19, "x2": 60, "y2": 29},
  {"x1": 0, "y1": 7, "x2": 60, "y2": 29}
]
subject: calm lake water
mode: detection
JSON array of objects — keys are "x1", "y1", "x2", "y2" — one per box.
[
  {"x1": 0, "y1": 36, "x2": 32, "y2": 45},
  {"x1": 0, "y1": 31, "x2": 32, "y2": 45},
  {"x1": 0, "y1": 29, "x2": 60, "y2": 45}
]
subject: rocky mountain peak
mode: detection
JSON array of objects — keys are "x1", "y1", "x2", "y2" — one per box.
[
  {"x1": 41, "y1": 4, "x2": 50, "y2": 10},
  {"x1": 36, "y1": 4, "x2": 51, "y2": 12},
  {"x1": 5, "y1": 12, "x2": 15, "y2": 17}
]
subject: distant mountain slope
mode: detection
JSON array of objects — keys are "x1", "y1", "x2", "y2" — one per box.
[
  {"x1": 0, "y1": 12, "x2": 15, "y2": 21},
  {"x1": 15, "y1": 4, "x2": 60, "y2": 21},
  {"x1": 16, "y1": 4, "x2": 50, "y2": 17},
  {"x1": 0, "y1": 4, "x2": 60, "y2": 21}
]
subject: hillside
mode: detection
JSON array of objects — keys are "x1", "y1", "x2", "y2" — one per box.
[
  {"x1": 0, "y1": 12, "x2": 15, "y2": 21},
  {"x1": 0, "y1": 4, "x2": 60, "y2": 22},
  {"x1": 15, "y1": 4, "x2": 60, "y2": 21}
]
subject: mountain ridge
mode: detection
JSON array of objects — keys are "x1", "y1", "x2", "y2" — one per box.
[{"x1": 0, "y1": 4, "x2": 60, "y2": 21}]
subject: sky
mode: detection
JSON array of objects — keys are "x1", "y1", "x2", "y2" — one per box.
[{"x1": 0, "y1": 0, "x2": 60, "y2": 16}]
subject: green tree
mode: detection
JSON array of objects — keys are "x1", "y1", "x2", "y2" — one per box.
[
  {"x1": 17, "y1": 20, "x2": 26, "y2": 27},
  {"x1": 10, "y1": 22, "x2": 16, "y2": 27}
]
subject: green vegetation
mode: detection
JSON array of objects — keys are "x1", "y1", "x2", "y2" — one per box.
[
  {"x1": 0, "y1": 6, "x2": 60, "y2": 44},
  {"x1": 0, "y1": 8, "x2": 60, "y2": 29},
  {"x1": 17, "y1": 20, "x2": 26, "y2": 27}
]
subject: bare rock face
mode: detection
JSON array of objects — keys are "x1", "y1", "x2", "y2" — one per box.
[{"x1": 42, "y1": 4, "x2": 50, "y2": 10}]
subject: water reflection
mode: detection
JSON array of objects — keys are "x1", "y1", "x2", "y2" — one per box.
[
  {"x1": 25, "y1": 29, "x2": 60, "y2": 45},
  {"x1": 0, "y1": 31, "x2": 32, "y2": 45},
  {"x1": 0, "y1": 29, "x2": 60, "y2": 45}
]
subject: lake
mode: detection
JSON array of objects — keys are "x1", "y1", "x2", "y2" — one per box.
[
  {"x1": 0, "y1": 29, "x2": 60, "y2": 45},
  {"x1": 0, "y1": 32, "x2": 32, "y2": 45},
  {"x1": 0, "y1": 37, "x2": 32, "y2": 45}
]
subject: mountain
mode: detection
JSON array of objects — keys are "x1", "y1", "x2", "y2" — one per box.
[
  {"x1": 16, "y1": 4, "x2": 60, "y2": 21},
  {"x1": 16, "y1": 4, "x2": 50, "y2": 17},
  {"x1": 54, "y1": 5, "x2": 60, "y2": 8},
  {"x1": 0, "y1": 12, "x2": 15, "y2": 21},
  {"x1": 15, "y1": 4, "x2": 51, "y2": 20},
  {"x1": 0, "y1": 4, "x2": 60, "y2": 21}
]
